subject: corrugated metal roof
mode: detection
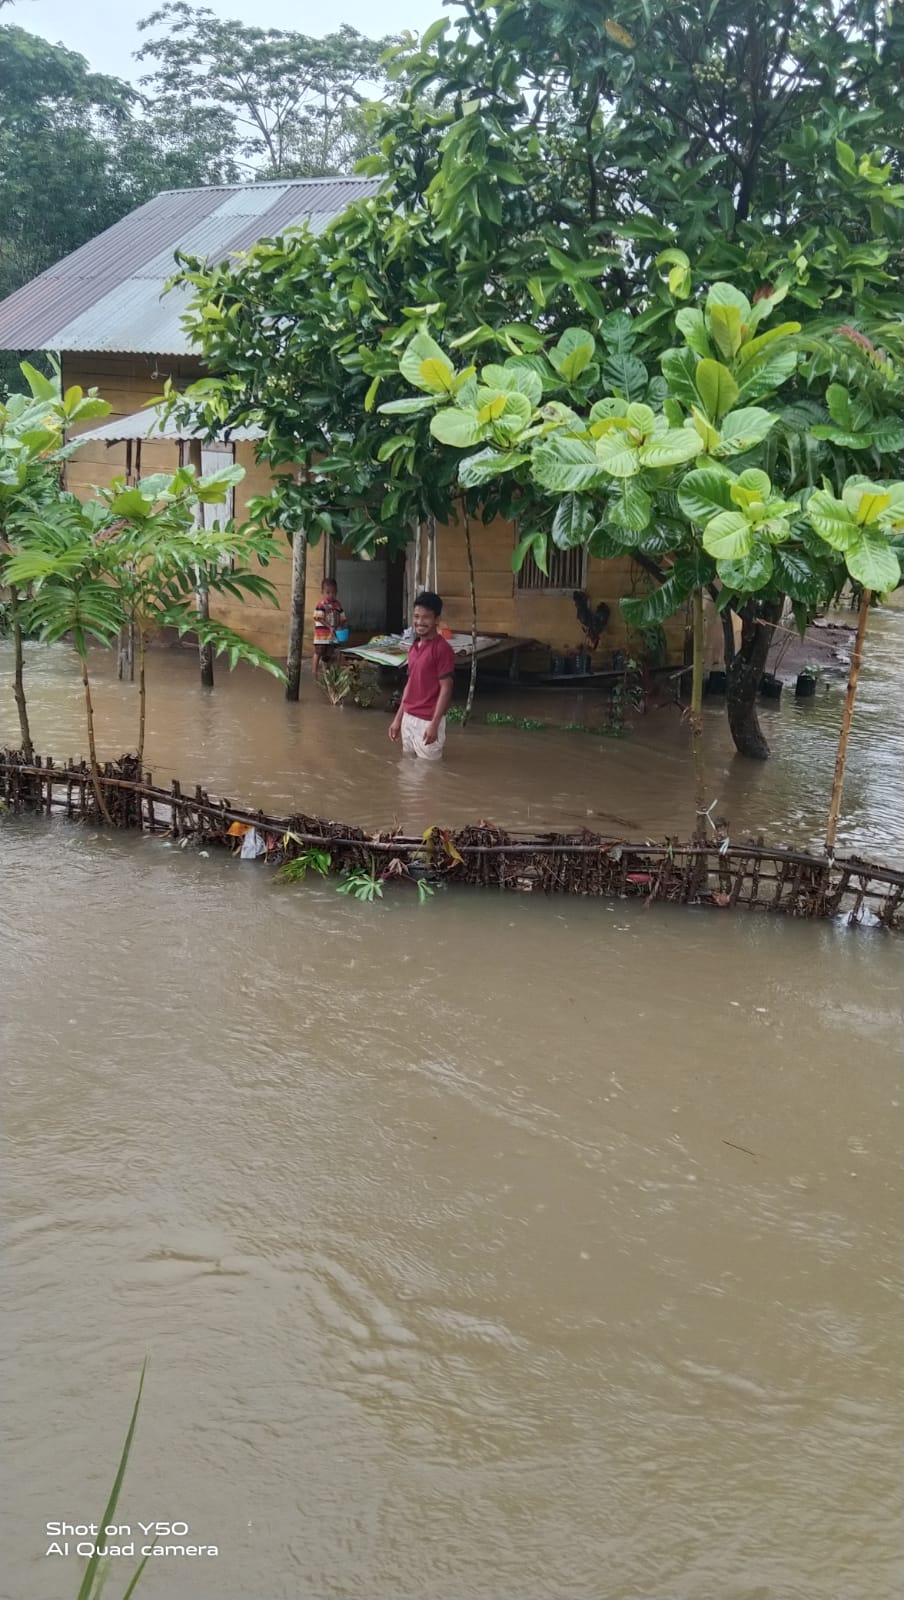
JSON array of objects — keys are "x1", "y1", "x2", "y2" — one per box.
[
  {"x1": 77, "y1": 405, "x2": 265, "y2": 444},
  {"x1": 0, "y1": 176, "x2": 382, "y2": 357}
]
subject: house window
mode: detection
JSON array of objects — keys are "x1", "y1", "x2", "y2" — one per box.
[{"x1": 516, "y1": 544, "x2": 587, "y2": 592}]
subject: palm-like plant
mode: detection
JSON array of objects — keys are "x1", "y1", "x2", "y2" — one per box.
[
  {"x1": 5, "y1": 464, "x2": 286, "y2": 816},
  {"x1": 0, "y1": 362, "x2": 110, "y2": 758}
]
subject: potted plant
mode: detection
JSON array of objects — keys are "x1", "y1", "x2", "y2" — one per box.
[
  {"x1": 759, "y1": 672, "x2": 784, "y2": 700},
  {"x1": 795, "y1": 663, "x2": 820, "y2": 698}
]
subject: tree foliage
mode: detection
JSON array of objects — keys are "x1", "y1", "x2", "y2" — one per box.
[{"x1": 136, "y1": 4, "x2": 398, "y2": 178}]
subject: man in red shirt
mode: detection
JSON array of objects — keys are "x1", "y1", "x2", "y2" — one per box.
[{"x1": 389, "y1": 591, "x2": 456, "y2": 760}]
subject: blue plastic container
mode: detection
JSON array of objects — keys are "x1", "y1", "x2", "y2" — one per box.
[{"x1": 335, "y1": 627, "x2": 350, "y2": 643}]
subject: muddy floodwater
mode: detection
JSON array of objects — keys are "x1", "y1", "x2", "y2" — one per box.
[{"x1": 1, "y1": 607, "x2": 903, "y2": 1600}]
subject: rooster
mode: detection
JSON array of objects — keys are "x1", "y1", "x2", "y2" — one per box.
[{"x1": 572, "y1": 590, "x2": 611, "y2": 650}]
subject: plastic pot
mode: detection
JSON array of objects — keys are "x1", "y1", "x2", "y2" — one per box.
[
  {"x1": 551, "y1": 655, "x2": 567, "y2": 677},
  {"x1": 795, "y1": 672, "x2": 817, "y2": 699},
  {"x1": 760, "y1": 673, "x2": 783, "y2": 701},
  {"x1": 706, "y1": 669, "x2": 727, "y2": 695},
  {"x1": 335, "y1": 627, "x2": 350, "y2": 643}
]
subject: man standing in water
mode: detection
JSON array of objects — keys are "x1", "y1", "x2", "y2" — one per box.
[{"x1": 389, "y1": 591, "x2": 456, "y2": 760}]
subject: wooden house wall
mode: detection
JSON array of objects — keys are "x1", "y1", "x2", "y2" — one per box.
[{"x1": 62, "y1": 355, "x2": 695, "y2": 668}]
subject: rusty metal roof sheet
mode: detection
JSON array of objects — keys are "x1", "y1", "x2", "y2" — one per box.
[
  {"x1": 77, "y1": 405, "x2": 265, "y2": 444},
  {"x1": 0, "y1": 177, "x2": 381, "y2": 357}
]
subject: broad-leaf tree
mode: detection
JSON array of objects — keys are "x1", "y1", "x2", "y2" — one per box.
[
  {"x1": 176, "y1": 0, "x2": 902, "y2": 744},
  {"x1": 137, "y1": 4, "x2": 398, "y2": 178},
  {"x1": 382, "y1": 292, "x2": 902, "y2": 834}
]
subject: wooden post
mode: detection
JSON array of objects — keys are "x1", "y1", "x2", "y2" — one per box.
[
  {"x1": 825, "y1": 588, "x2": 871, "y2": 853},
  {"x1": 285, "y1": 527, "x2": 307, "y2": 702}
]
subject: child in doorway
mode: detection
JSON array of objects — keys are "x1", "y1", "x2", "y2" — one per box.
[{"x1": 312, "y1": 577, "x2": 348, "y2": 679}]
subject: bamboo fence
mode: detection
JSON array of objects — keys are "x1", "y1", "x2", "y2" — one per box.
[{"x1": 2, "y1": 749, "x2": 902, "y2": 930}]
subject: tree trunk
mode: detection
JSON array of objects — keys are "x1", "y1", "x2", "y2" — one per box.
[
  {"x1": 726, "y1": 599, "x2": 783, "y2": 759},
  {"x1": 10, "y1": 586, "x2": 34, "y2": 760},
  {"x1": 196, "y1": 581, "x2": 214, "y2": 688},
  {"x1": 690, "y1": 587, "x2": 706, "y2": 836},
  {"x1": 285, "y1": 528, "x2": 307, "y2": 702},
  {"x1": 825, "y1": 588, "x2": 871, "y2": 853},
  {"x1": 82, "y1": 657, "x2": 112, "y2": 824},
  {"x1": 463, "y1": 514, "x2": 478, "y2": 726},
  {"x1": 117, "y1": 617, "x2": 135, "y2": 681},
  {"x1": 136, "y1": 626, "x2": 147, "y2": 768},
  {"x1": 184, "y1": 439, "x2": 214, "y2": 689}
]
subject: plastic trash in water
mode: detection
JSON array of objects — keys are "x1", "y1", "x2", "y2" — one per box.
[{"x1": 240, "y1": 827, "x2": 267, "y2": 860}]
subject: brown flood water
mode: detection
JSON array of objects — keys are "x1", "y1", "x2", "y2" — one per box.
[{"x1": 1, "y1": 608, "x2": 903, "y2": 1600}]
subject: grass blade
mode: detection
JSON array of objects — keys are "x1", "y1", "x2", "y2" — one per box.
[
  {"x1": 76, "y1": 1360, "x2": 147, "y2": 1600},
  {"x1": 120, "y1": 1556, "x2": 150, "y2": 1600}
]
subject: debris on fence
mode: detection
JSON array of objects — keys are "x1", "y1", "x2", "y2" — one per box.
[{"x1": 1, "y1": 749, "x2": 902, "y2": 930}]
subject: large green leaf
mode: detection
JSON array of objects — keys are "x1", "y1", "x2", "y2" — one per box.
[
  {"x1": 549, "y1": 328, "x2": 596, "y2": 383},
  {"x1": 716, "y1": 547, "x2": 774, "y2": 593},
  {"x1": 675, "y1": 308, "x2": 712, "y2": 359},
  {"x1": 702, "y1": 510, "x2": 754, "y2": 560},
  {"x1": 707, "y1": 303, "x2": 745, "y2": 363},
  {"x1": 659, "y1": 346, "x2": 700, "y2": 410},
  {"x1": 482, "y1": 362, "x2": 543, "y2": 406},
  {"x1": 772, "y1": 546, "x2": 831, "y2": 604},
  {"x1": 589, "y1": 397, "x2": 629, "y2": 424},
  {"x1": 735, "y1": 322, "x2": 801, "y2": 367},
  {"x1": 457, "y1": 448, "x2": 530, "y2": 488},
  {"x1": 597, "y1": 311, "x2": 635, "y2": 352},
  {"x1": 601, "y1": 352, "x2": 648, "y2": 401},
  {"x1": 609, "y1": 480, "x2": 652, "y2": 533},
  {"x1": 532, "y1": 435, "x2": 609, "y2": 492},
  {"x1": 736, "y1": 348, "x2": 797, "y2": 403},
  {"x1": 378, "y1": 396, "x2": 437, "y2": 415},
  {"x1": 845, "y1": 529, "x2": 901, "y2": 592},
  {"x1": 552, "y1": 494, "x2": 597, "y2": 549},
  {"x1": 806, "y1": 489, "x2": 858, "y2": 549},
  {"x1": 677, "y1": 467, "x2": 734, "y2": 525},
  {"x1": 587, "y1": 523, "x2": 630, "y2": 559},
  {"x1": 694, "y1": 359, "x2": 739, "y2": 423},
  {"x1": 493, "y1": 391, "x2": 533, "y2": 439},
  {"x1": 429, "y1": 408, "x2": 485, "y2": 448},
  {"x1": 594, "y1": 431, "x2": 640, "y2": 478},
  {"x1": 110, "y1": 487, "x2": 153, "y2": 518},
  {"x1": 712, "y1": 408, "x2": 777, "y2": 456},
  {"x1": 706, "y1": 282, "x2": 752, "y2": 322},
  {"x1": 826, "y1": 384, "x2": 854, "y2": 431},
  {"x1": 511, "y1": 530, "x2": 549, "y2": 574},
  {"x1": 400, "y1": 331, "x2": 456, "y2": 395},
  {"x1": 620, "y1": 561, "x2": 698, "y2": 626},
  {"x1": 638, "y1": 428, "x2": 701, "y2": 469}
]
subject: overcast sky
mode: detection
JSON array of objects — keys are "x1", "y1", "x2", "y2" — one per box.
[{"x1": 7, "y1": 0, "x2": 449, "y2": 80}]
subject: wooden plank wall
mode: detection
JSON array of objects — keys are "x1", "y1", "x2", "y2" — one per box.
[{"x1": 433, "y1": 514, "x2": 688, "y2": 663}]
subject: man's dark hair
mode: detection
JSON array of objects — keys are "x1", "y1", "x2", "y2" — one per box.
[{"x1": 413, "y1": 590, "x2": 443, "y2": 616}]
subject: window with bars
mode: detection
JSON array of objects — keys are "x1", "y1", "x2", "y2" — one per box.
[{"x1": 516, "y1": 544, "x2": 587, "y2": 592}]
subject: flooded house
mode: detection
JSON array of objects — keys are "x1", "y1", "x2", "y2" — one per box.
[{"x1": 0, "y1": 176, "x2": 692, "y2": 671}]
